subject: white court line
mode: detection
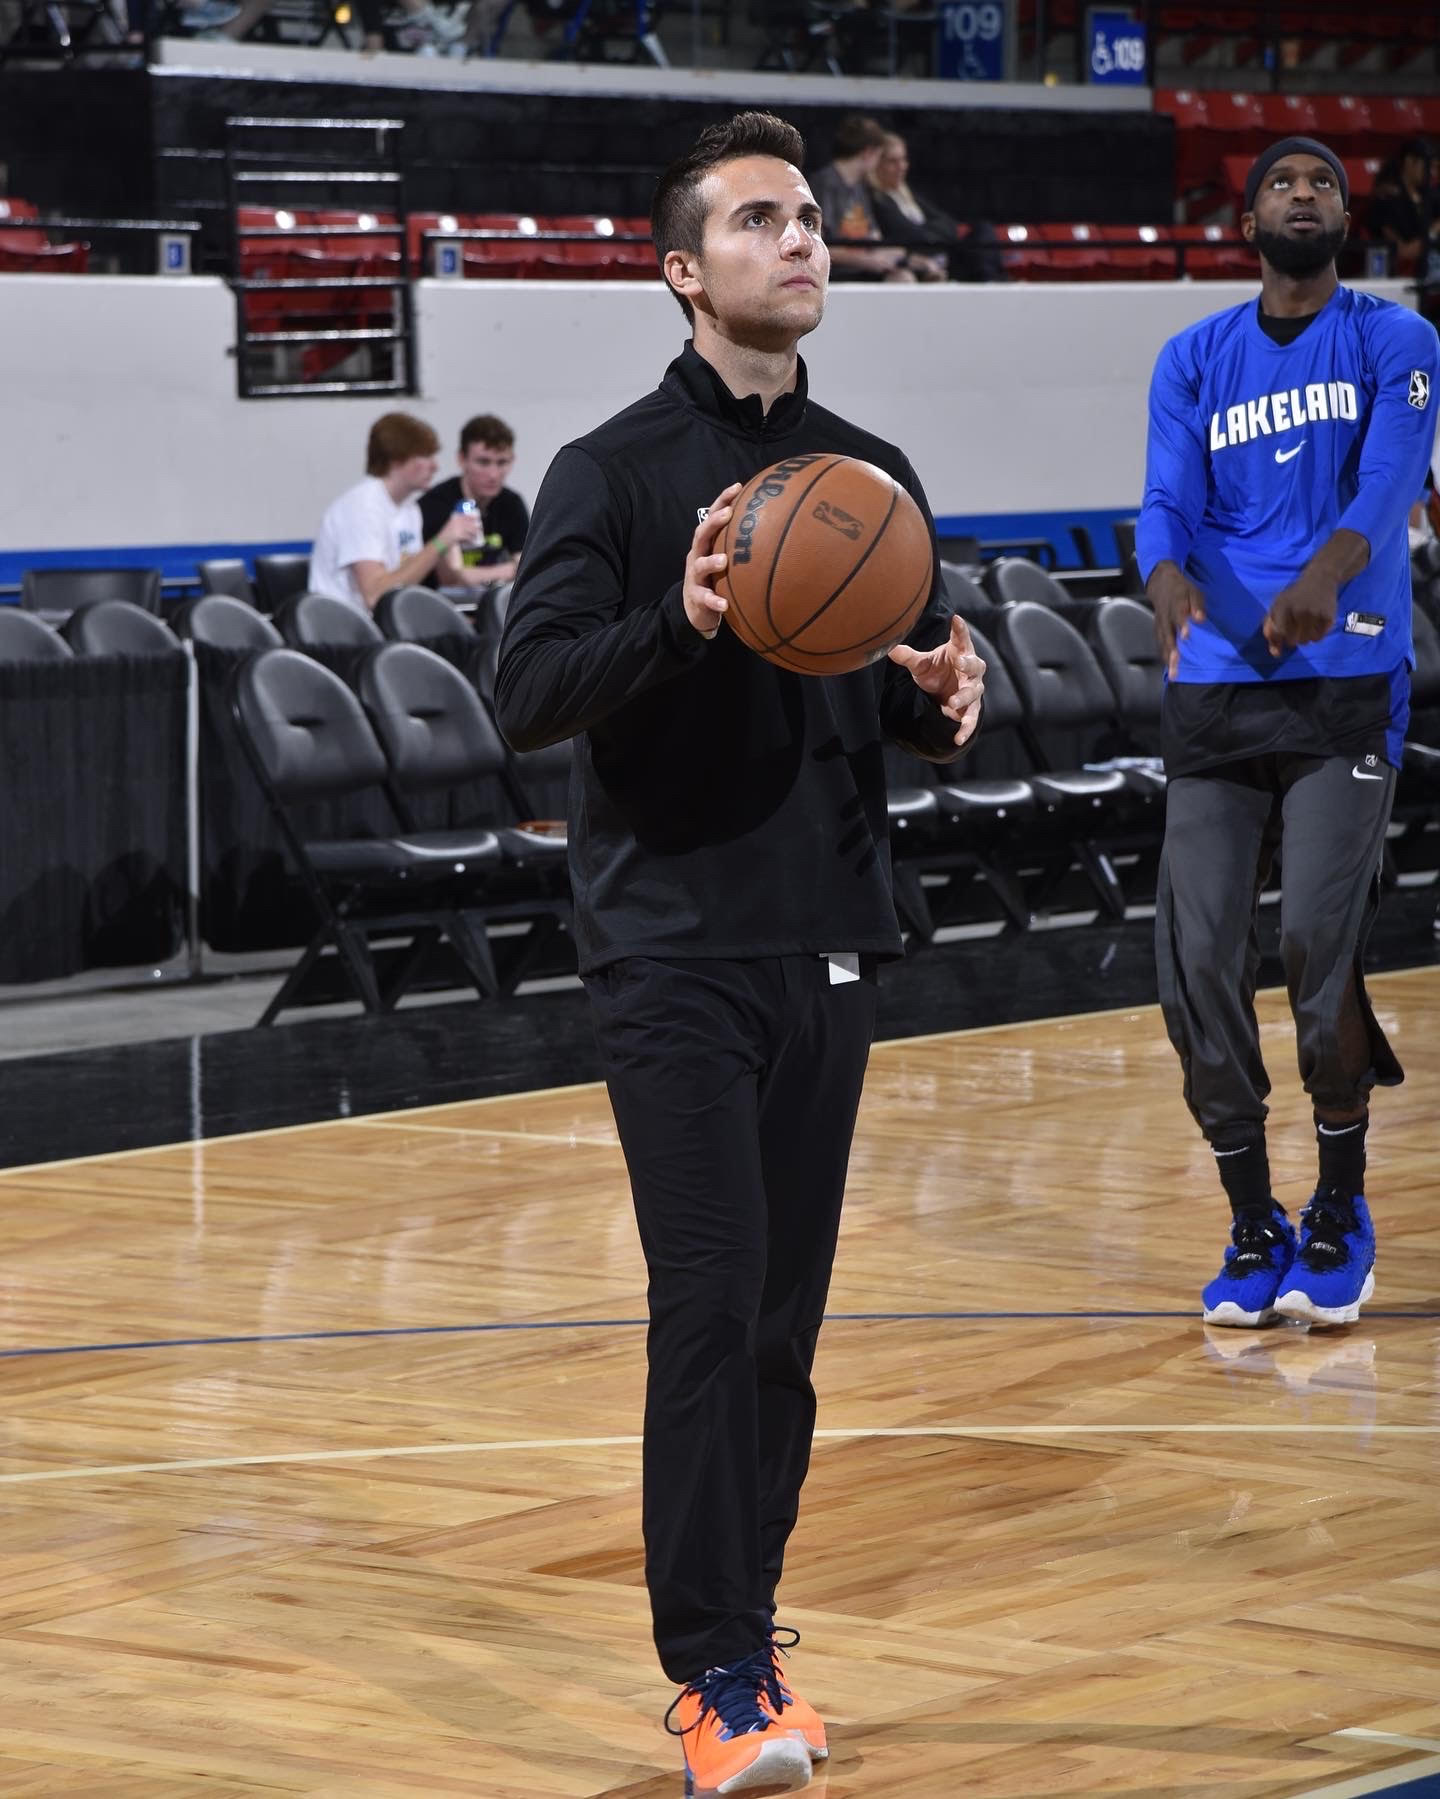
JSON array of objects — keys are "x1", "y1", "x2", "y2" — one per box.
[
  {"x1": 344, "y1": 1121, "x2": 622, "y2": 1148},
  {"x1": 1290, "y1": 1751, "x2": 1440, "y2": 1797},
  {"x1": 2, "y1": 1422, "x2": 1436, "y2": 1486},
  {"x1": 1337, "y1": 1731, "x2": 1440, "y2": 1755},
  {"x1": 5, "y1": 964, "x2": 1430, "y2": 1180}
]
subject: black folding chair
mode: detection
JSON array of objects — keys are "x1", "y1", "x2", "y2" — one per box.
[
  {"x1": 991, "y1": 600, "x2": 1144, "y2": 919},
  {"x1": 884, "y1": 619, "x2": 1038, "y2": 939},
  {"x1": 174, "y1": 594, "x2": 284, "y2": 652},
  {"x1": 230, "y1": 647, "x2": 505, "y2": 1025},
  {"x1": 357, "y1": 642, "x2": 572, "y2": 995},
  {"x1": 62, "y1": 600, "x2": 182, "y2": 658},
  {"x1": 375, "y1": 585, "x2": 472, "y2": 643},
  {"x1": 0, "y1": 608, "x2": 73, "y2": 662},
  {"x1": 1087, "y1": 596, "x2": 1167, "y2": 784},
  {"x1": 20, "y1": 566, "x2": 162, "y2": 615},
  {"x1": 252, "y1": 553, "x2": 312, "y2": 616},
  {"x1": 198, "y1": 559, "x2": 258, "y2": 608},
  {"x1": 276, "y1": 592, "x2": 384, "y2": 650}
]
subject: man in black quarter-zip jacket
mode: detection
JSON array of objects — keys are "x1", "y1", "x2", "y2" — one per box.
[{"x1": 496, "y1": 108, "x2": 986, "y2": 1798}]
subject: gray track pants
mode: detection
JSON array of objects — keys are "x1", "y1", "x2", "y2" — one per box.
[{"x1": 1155, "y1": 752, "x2": 1403, "y2": 1139}]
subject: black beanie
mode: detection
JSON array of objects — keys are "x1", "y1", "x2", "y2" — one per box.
[{"x1": 1243, "y1": 137, "x2": 1349, "y2": 213}]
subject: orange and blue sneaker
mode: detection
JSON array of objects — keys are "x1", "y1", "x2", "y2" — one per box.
[
  {"x1": 767, "y1": 1626, "x2": 828, "y2": 1763},
  {"x1": 665, "y1": 1646, "x2": 813, "y2": 1795}
]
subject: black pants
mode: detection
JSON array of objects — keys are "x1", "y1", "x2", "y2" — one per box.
[
  {"x1": 584, "y1": 954, "x2": 877, "y2": 1683},
  {"x1": 1155, "y1": 752, "x2": 1403, "y2": 1140}
]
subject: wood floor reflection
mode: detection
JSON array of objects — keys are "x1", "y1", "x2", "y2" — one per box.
[{"x1": 0, "y1": 969, "x2": 1437, "y2": 1797}]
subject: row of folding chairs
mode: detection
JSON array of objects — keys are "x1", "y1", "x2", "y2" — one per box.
[
  {"x1": 887, "y1": 595, "x2": 1168, "y2": 937},
  {"x1": 0, "y1": 599, "x2": 183, "y2": 662},
  {"x1": 228, "y1": 638, "x2": 573, "y2": 1026},
  {"x1": 199, "y1": 554, "x2": 309, "y2": 615},
  {"x1": 0, "y1": 588, "x2": 490, "y2": 665},
  {"x1": 890, "y1": 584, "x2": 1440, "y2": 938}
]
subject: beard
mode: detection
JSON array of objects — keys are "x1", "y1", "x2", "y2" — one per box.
[{"x1": 1253, "y1": 220, "x2": 1347, "y2": 277}]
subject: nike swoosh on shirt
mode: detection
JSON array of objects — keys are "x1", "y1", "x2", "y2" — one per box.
[
  {"x1": 1351, "y1": 767, "x2": 1384, "y2": 781},
  {"x1": 1274, "y1": 441, "x2": 1306, "y2": 464}
]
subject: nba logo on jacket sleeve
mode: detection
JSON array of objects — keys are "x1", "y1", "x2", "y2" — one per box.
[{"x1": 1409, "y1": 370, "x2": 1431, "y2": 410}]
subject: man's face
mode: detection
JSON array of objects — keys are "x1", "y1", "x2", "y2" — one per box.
[
  {"x1": 682, "y1": 155, "x2": 829, "y2": 348},
  {"x1": 459, "y1": 440, "x2": 515, "y2": 502},
  {"x1": 394, "y1": 451, "x2": 439, "y2": 497},
  {"x1": 1243, "y1": 155, "x2": 1349, "y2": 277},
  {"x1": 874, "y1": 141, "x2": 908, "y2": 192}
]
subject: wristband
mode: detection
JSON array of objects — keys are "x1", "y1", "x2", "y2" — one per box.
[{"x1": 429, "y1": 534, "x2": 447, "y2": 555}]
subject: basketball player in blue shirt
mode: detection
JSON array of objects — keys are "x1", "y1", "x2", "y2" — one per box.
[{"x1": 1138, "y1": 137, "x2": 1439, "y2": 1330}]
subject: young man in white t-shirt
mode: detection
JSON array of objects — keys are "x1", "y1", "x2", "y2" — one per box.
[{"x1": 310, "y1": 412, "x2": 481, "y2": 612}]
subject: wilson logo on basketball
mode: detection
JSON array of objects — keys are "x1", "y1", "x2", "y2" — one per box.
[
  {"x1": 812, "y1": 500, "x2": 864, "y2": 540},
  {"x1": 730, "y1": 455, "x2": 819, "y2": 565}
]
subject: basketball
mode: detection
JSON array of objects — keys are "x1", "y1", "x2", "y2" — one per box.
[{"x1": 715, "y1": 454, "x2": 933, "y2": 676}]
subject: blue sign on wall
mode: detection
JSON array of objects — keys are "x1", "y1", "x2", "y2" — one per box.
[
  {"x1": 1086, "y1": 8, "x2": 1147, "y2": 84},
  {"x1": 937, "y1": 1, "x2": 1006, "y2": 81}
]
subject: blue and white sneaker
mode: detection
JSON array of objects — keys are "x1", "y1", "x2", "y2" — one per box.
[
  {"x1": 1202, "y1": 1206, "x2": 1297, "y2": 1327},
  {"x1": 1274, "y1": 1189, "x2": 1376, "y2": 1327}
]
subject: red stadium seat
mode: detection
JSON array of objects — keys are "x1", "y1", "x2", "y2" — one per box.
[
  {"x1": 1033, "y1": 223, "x2": 1106, "y2": 279},
  {"x1": 1260, "y1": 92, "x2": 1320, "y2": 137},
  {"x1": 1221, "y1": 152, "x2": 1253, "y2": 206},
  {"x1": 1155, "y1": 87, "x2": 1212, "y2": 131},
  {"x1": 456, "y1": 213, "x2": 543, "y2": 279},
  {"x1": 0, "y1": 197, "x2": 87, "y2": 271},
  {"x1": 1096, "y1": 225, "x2": 1175, "y2": 280},
  {"x1": 1171, "y1": 223, "x2": 1255, "y2": 279},
  {"x1": 0, "y1": 195, "x2": 42, "y2": 247},
  {"x1": 407, "y1": 210, "x2": 460, "y2": 272},
  {"x1": 997, "y1": 223, "x2": 1049, "y2": 281},
  {"x1": 0, "y1": 242, "x2": 88, "y2": 273},
  {"x1": 1311, "y1": 94, "x2": 1374, "y2": 140},
  {"x1": 1367, "y1": 96, "x2": 1430, "y2": 142},
  {"x1": 1206, "y1": 89, "x2": 1268, "y2": 152}
]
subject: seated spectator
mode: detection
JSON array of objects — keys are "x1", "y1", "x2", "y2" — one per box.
[
  {"x1": 807, "y1": 113, "x2": 916, "y2": 285},
  {"x1": 868, "y1": 132, "x2": 952, "y2": 282},
  {"x1": 309, "y1": 412, "x2": 480, "y2": 613},
  {"x1": 420, "y1": 413, "x2": 529, "y2": 591},
  {"x1": 869, "y1": 131, "x2": 1006, "y2": 284},
  {"x1": 1367, "y1": 139, "x2": 1439, "y2": 278}
]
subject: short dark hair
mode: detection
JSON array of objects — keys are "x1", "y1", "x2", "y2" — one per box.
[
  {"x1": 831, "y1": 114, "x2": 887, "y2": 160},
  {"x1": 366, "y1": 411, "x2": 439, "y2": 476},
  {"x1": 459, "y1": 414, "x2": 515, "y2": 454},
  {"x1": 651, "y1": 109, "x2": 806, "y2": 322}
]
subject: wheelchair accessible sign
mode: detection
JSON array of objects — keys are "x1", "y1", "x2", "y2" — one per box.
[
  {"x1": 937, "y1": 2, "x2": 1005, "y2": 80},
  {"x1": 1086, "y1": 7, "x2": 1146, "y2": 83}
]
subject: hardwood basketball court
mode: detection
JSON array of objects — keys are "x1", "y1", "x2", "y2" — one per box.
[{"x1": 1, "y1": 969, "x2": 1436, "y2": 1796}]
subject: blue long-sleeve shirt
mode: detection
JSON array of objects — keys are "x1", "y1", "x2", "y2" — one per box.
[{"x1": 1137, "y1": 287, "x2": 1439, "y2": 684}]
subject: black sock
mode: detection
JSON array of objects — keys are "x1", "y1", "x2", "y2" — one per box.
[
  {"x1": 1315, "y1": 1112, "x2": 1367, "y2": 1196},
  {"x1": 1210, "y1": 1121, "x2": 1274, "y2": 1221}
]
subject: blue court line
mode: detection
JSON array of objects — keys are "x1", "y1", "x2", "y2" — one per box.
[{"x1": 1, "y1": 1308, "x2": 1436, "y2": 1361}]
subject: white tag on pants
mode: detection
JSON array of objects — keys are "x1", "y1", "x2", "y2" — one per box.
[{"x1": 825, "y1": 952, "x2": 861, "y2": 985}]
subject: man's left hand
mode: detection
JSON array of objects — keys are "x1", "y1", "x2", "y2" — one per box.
[
  {"x1": 888, "y1": 611, "x2": 986, "y2": 747},
  {"x1": 1263, "y1": 571, "x2": 1338, "y2": 656}
]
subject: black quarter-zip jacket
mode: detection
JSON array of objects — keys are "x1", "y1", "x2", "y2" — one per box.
[{"x1": 495, "y1": 341, "x2": 970, "y2": 973}]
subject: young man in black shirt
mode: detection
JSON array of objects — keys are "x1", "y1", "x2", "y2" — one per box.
[
  {"x1": 496, "y1": 110, "x2": 985, "y2": 1796},
  {"x1": 419, "y1": 413, "x2": 530, "y2": 592}
]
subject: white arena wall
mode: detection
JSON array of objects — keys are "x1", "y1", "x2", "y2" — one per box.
[{"x1": 0, "y1": 273, "x2": 1417, "y2": 584}]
